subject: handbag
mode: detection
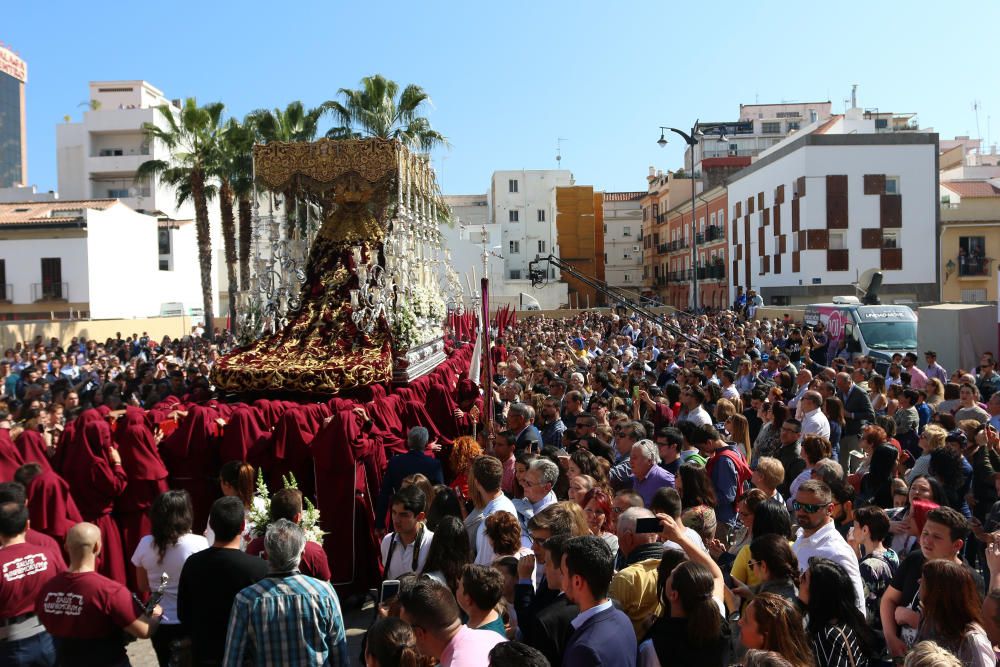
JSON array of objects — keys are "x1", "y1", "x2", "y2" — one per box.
[{"x1": 834, "y1": 626, "x2": 857, "y2": 667}]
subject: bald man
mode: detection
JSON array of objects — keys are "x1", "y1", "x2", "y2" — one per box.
[{"x1": 36, "y1": 523, "x2": 161, "y2": 667}]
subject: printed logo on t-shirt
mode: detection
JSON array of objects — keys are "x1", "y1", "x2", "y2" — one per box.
[
  {"x1": 2, "y1": 552, "x2": 48, "y2": 581},
  {"x1": 42, "y1": 591, "x2": 84, "y2": 616}
]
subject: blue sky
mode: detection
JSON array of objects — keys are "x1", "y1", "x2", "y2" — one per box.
[{"x1": 7, "y1": 1, "x2": 1000, "y2": 196}]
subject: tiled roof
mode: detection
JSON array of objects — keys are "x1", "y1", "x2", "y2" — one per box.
[
  {"x1": 941, "y1": 181, "x2": 1000, "y2": 198},
  {"x1": 603, "y1": 192, "x2": 646, "y2": 202},
  {"x1": 813, "y1": 115, "x2": 843, "y2": 135},
  {"x1": 0, "y1": 199, "x2": 119, "y2": 226}
]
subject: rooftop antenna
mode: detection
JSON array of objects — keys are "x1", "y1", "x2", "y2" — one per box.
[
  {"x1": 556, "y1": 137, "x2": 568, "y2": 168},
  {"x1": 973, "y1": 101, "x2": 982, "y2": 151},
  {"x1": 851, "y1": 84, "x2": 858, "y2": 110}
]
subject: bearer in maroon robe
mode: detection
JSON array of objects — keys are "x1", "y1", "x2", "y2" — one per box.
[
  {"x1": 14, "y1": 463, "x2": 83, "y2": 547},
  {"x1": 15, "y1": 409, "x2": 54, "y2": 473},
  {"x1": 219, "y1": 406, "x2": 266, "y2": 464},
  {"x1": 0, "y1": 422, "x2": 24, "y2": 482},
  {"x1": 159, "y1": 404, "x2": 220, "y2": 534},
  {"x1": 113, "y1": 406, "x2": 169, "y2": 590},
  {"x1": 60, "y1": 409, "x2": 128, "y2": 584}
]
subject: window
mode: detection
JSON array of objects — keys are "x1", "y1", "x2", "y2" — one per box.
[
  {"x1": 710, "y1": 212, "x2": 716, "y2": 226},
  {"x1": 508, "y1": 210, "x2": 519, "y2": 223},
  {"x1": 159, "y1": 260, "x2": 169, "y2": 271},
  {"x1": 40, "y1": 258, "x2": 63, "y2": 299},
  {"x1": 786, "y1": 122, "x2": 800, "y2": 132},
  {"x1": 719, "y1": 209, "x2": 726, "y2": 225},
  {"x1": 762, "y1": 121, "x2": 781, "y2": 134},
  {"x1": 107, "y1": 188, "x2": 130, "y2": 198},
  {"x1": 885, "y1": 177, "x2": 900, "y2": 195},
  {"x1": 962, "y1": 288, "x2": 987, "y2": 302},
  {"x1": 509, "y1": 179, "x2": 518, "y2": 193},
  {"x1": 623, "y1": 226, "x2": 632, "y2": 237},
  {"x1": 623, "y1": 252, "x2": 631, "y2": 260},
  {"x1": 509, "y1": 240, "x2": 520, "y2": 254},
  {"x1": 0, "y1": 260, "x2": 6, "y2": 300},
  {"x1": 537, "y1": 209, "x2": 545, "y2": 222},
  {"x1": 829, "y1": 231, "x2": 846, "y2": 250},
  {"x1": 604, "y1": 253, "x2": 608, "y2": 263},
  {"x1": 624, "y1": 274, "x2": 630, "y2": 282},
  {"x1": 875, "y1": 118, "x2": 888, "y2": 129},
  {"x1": 882, "y1": 230, "x2": 899, "y2": 248},
  {"x1": 603, "y1": 224, "x2": 608, "y2": 233},
  {"x1": 510, "y1": 270, "x2": 521, "y2": 280},
  {"x1": 158, "y1": 228, "x2": 171, "y2": 256},
  {"x1": 538, "y1": 240, "x2": 546, "y2": 253},
  {"x1": 959, "y1": 236, "x2": 988, "y2": 276}
]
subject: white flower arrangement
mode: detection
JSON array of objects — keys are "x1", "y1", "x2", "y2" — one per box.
[
  {"x1": 249, "y1": 470, "x2": 325, "y2": 546},
  {"x1": 392, "y1": 286, "x2": 446, "y2": 350}
]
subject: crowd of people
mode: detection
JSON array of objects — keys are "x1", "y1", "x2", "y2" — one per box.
[{"x1": 2, "y1": 309, "x2": 1000, "y2": 667}]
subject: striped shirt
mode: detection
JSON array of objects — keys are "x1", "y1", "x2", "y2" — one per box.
[
  {"x1": 811, "y1": 623, "x2": 868, "y2": 667},
  {"x1": 223, "y1": 573, "x2": 347, "y2": 667}
]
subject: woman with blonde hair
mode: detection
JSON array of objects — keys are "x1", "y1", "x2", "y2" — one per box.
[
  {"x1": 726, "y1": 413, "x2": 752, "y2": 462},
  {"x1": 447, "y1": 435, "x2": 482, "y2": 497},
  {"x1": 903, "y1": 640, "x2": 963, "y2": 667},
  {"x1": 714, "y1": 398, "x2": 737, "y2": 425},
  {"x1": 906, "y1": 424, "x2": 947, "y2": 483},
  {"x1": 924, "y1": 378, "x2": 945, "y2": 411},
  {"x1": 869, "y1": 373, "x2": 888, "y2": 415},
  {"x1": 739, "y1": 593, "x2": 815, "y2": 667}
]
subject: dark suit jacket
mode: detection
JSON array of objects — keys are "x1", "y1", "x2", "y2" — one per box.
[
  {"x1": 514, "y1": 577, "x2": 559, "y2": 638},
  {"x1": 375, "y1": 450, "x2": 444, "y2": 529},
  {"x1": 515, "y1": 425, "x2": 543, "y2": 454},
  {"x1": 562, "y1": 604, "x2": 637, "y2": 667},
  {"x1": 841, "y1": 384, "x2": 875, "y2": 436},
  {"x1": 527, "y1": 594, "x2": 578, "y2": 667}
]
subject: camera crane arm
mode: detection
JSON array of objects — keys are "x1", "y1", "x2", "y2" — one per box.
[{"x1": 527, "y1": 255, "x2": 727, "y2": 365}]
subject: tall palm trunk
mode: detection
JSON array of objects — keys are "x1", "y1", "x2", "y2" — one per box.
[
  {"x1": 238, "y1": 196, "x2": 252, "y2": 290},
  {"x1": 219, "y1": 178, "x2": 239, "y2": 329},
  {"x1": 190, "y1": 168, "x2": 215, "y2": 337}
]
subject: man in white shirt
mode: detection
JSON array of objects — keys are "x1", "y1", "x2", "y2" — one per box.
[
  {"x1": 380, "y1": 485, "x2": 434, "y2": 580},
  {"x1": 788, "y1": 369, "x2": 813, "y2": 417},
  {"x1": 798, "y1": 391, "x2": 831, "y2": 440},
  {"x1": 678, "y1": 385, "x2": 712, "y2": 427},
  {"x1": 472, "y1": 456, "x2": 519, "y2": 565},
  {"x1": 513, "y1": 458, "x2": 558, "y2": 537},
  {"x1": 791, "y1": 480, "x2": 865, "y2": 616}
]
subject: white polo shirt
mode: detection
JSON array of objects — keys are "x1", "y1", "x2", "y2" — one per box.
[{"x1": 792, "y1": 521, "x2": 865, "y2": 616}]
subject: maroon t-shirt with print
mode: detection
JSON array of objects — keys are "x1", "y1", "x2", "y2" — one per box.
[
  {"x1": 36, "y1": 570, "x2": 140, "y2": 666},
  {"x1": 0, "y1": 541, "x2": 65, "y2": 618}
]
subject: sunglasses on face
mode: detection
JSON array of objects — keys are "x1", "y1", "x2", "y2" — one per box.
[{"x1": 792, "y1": 500, "x2": 827, "y2": 513}]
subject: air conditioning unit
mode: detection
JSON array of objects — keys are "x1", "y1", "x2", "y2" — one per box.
[{"x1": 632, "y1": 245, "x2": 641, "y2": 253}]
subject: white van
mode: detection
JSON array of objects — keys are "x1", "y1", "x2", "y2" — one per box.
[{"x1": 803, "y1": 296, "x2": 918, "y2": 370}]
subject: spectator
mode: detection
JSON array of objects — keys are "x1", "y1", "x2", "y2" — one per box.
[
  {"x1": 513, "y1": 458, "x2": 559, "y2": 536},
  {"x1": 955, "y1": 383, "x2": 990, "y2": 425},
  {"x1": 223, "y1": 519, "x2": 347, "y2": 666},
  {"x1": 847, "y1": 505, "x2": 899, "y2": 662},
  {"x1": 732, "y1": 533, "x2": 799, "y2": 603},
  {"x1": 903, "y1": 640, "x2": 963, "y2": 667},
  {"x1": 518, "y1": 534, "x2": 577, "y2": 666},
  {"x1": 773, "y1": 419, "x2": 806, "y2": 499},
  {"x1": 205, "y1": 460, "x2": 264, "y2": 548},
  {"x1": 791, "y1": 480, "x2": 866, "y2": 616},
  {"x1": 609, "y1": 507, "x2": 664, "y2": 637},
  {"x1": 739, "y1": 592, "x2": 814, "y2": 667},
  {"x1": 421, "y1": 515, "x2": 472, "y2": 594},
  {"x1": 836, "y1": 372, "x2": 877, "y2": 473},
  {"x1": 36, "y1": 522, "x2": 162, "y2": 666},
  {"x1": 751, "y1": 456, "x2": 785, "y2": 503},
  {"x1": 788, "y1": 435, "x2": 832, "y2": 503},
  {"x1": 629, "y1": 439, "x2": 675, "y2": 508},
  {"x1": 364, "y1": 617, "x2": 419, "y2": 667},
  {"x1": 457, "y1": 564, "x2": 507, "y2": 636},
  {"x1": 507, "y1": 403, "x2": 542, "y2": 454},
  {"x1": 380, "y1": 485, "x2": 434, "y2": 580},
  {"x1": 859, "y1": 444, "x2": 899, "y2": 509},
  {"x1": 178, "y1": 496, "x2": 269, "y2": 667},
  {"x1": 376, "y1": 427, "x2": 445, "y2": 532},
  {"x1": 399, "y1": 577, "x2": 505, "y2": 667},
  {"x1": 608, "y1": 421, "x2": 646, "y2": 490},
  {"x1": 488, "y1": 641, "x2": 550, "y2": 667},
  {"x1": 880, "y1": 506, "x2": 976, "y2": 658},
  {"x1": 131, "y1": 489, "x2": 208, "y2": 666},
  {"x1": 473, "y1": 456, "x2": 519, "y2": 566},
  {"x1": 484, "y1": 511, "x2": 530, "y2": 561},
  {"x1": 906, "y1": 424, "x2": 947, "y2": 483},
  {"x1": 492, "y1": 431, "x2": 517, "y2": 497},
  {"x1": 560, "y1": 535, "x2": 636, "y2": 667},
  {"x1": 798, "y1": 557, "x2": 873, "y2": 667},
  {"x1": 917, "y1": 559, "x2": 994, "y2": 666},
  {"x1": 581, "y1": 487, "x2": 618, "y2": 554}
]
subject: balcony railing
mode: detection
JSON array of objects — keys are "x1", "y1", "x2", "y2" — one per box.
[
  {"x1": 657, "y1": 243, "x2": 669, "y2": 255},
  {"x1": 665, "y1": 239, "x2": 689, "y2": 252},
  {"x1": 0, "y1": 284, "x2": 11, "y2": 302},
  {"x1": 698, "y1": 264, "x2": 726, "y2": 280},
  {"x1": 32, "y1": 282, "x2": 68, "y2": 302},
  {"x1": 958, "y1": 256, "x2": 992, "y2": 277},
  {"x1": 655, "y1": 276, "x2": 667, "y2": 286}
]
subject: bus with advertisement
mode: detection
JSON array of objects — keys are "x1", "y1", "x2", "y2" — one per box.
[{"x1": 803, "y1": 296, "x2": 918, "y2": 371}]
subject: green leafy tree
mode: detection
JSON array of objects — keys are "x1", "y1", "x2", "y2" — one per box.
[
  {"x1": 137, "y1": 98, "x2": 224, "y2": 335},
  {"x1": 326, "y1": 74, "x2": 447, "y2": 151}
]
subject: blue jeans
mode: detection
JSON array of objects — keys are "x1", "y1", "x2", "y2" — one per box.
[{"x1": 0, "y1": 631, "x2": 57, "y2": 667}]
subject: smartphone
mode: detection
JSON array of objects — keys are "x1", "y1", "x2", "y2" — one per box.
[
  {"x1": 634, "y1": 517, "x2": 661, "y2": 534},
  {"x1": 379, "y1": 579, "x2": 400, "y2": 604}
]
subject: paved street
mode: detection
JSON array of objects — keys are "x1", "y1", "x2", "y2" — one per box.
[{"x1": 127, "y1": 596, "x2": 374, "y2": 666}]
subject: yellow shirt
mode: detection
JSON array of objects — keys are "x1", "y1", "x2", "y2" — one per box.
[{"x1": 730, "y1": 544, "x2": 761, "y2": 587}]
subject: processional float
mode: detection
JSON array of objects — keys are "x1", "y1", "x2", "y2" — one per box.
[{"x1": 212, "y1": 138, "x2": 457, "y2": 394}]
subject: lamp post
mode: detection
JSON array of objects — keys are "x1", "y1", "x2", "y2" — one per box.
[{"x1": 657, "y1": 122, "x2": 727, "y2": 312}]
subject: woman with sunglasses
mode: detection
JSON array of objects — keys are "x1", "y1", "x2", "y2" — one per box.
[
  {"x1": 798, "y1": 557, "x2": 873, "y2": 667},
  {"x1": 732, "y1": 533, "x2": 799, "y2": 605}
]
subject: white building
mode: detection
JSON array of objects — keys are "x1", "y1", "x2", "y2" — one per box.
[
  {"x1": 0, "y1": 200, "x2": 202, "y2": 319},
  {"x1": 727, "y1": 109, "x2": 939, "y2": 305},
  {"x1": 602, "y1": 191, "x2": 644, "y2": 292},
  {"x1": 56, "y1": 80, "x2": 223, "y2": 316},
  {"x1": 442, "y1": 193, "x2": 568, "y2": 311},
  {"x1": 0, "y1": 185, "x2": 58, "y2": 203}
]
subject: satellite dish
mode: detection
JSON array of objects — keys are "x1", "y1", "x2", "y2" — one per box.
[{"x1": 853, "y1": 268, "x2": 884, "y2": 305}]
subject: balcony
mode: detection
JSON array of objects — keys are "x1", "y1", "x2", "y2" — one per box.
[
  {"x1": 697, "y1": 264, "x2": 726, "y2": 280},
  {"x1": 0, "y1": 284, "x2": 11, "y2": 302},
  {"x1": 32, "y1": 283, "x2": 68, "y2": 302},
  {"x1": 655, "y1": 276, "x2": 667, "y2": 286},
  {"x1": 656, "y1": 243, "x2": 669, "y2": 255},
  {"x1": 666, "y1": 239, "x2": 689, "y2": 252},
  {"x1": 958, "y1": 255, "x2": 992, "y2": 278}
]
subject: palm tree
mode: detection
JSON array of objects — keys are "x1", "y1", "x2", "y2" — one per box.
[
  {"x1": 326, "y1": 74, "x2": 446, "y2": 151},
  {"x1": 227, "y1": 117, "x2": 257, "y2": 291},
  {"x1": 249, "y1": 101, "x2": 328, "y2": 238},
  {"x1": 216, "y1": 118, "x2": 256, "y2": 325},
  {"x1": 137, "y1": 98, "x2": 224, "y2": 336}
]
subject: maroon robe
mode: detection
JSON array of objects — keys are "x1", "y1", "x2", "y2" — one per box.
[
  {"x1": 114, "y1": 407, "x2": 169, "y2": 590},
  {"x1": 61, "y1": 410, "x2": 128, "y2": 584},
  {"x1": 159, "y1": 405, "x2": 221, "y2": 534},
  {"x1": 15, "y1": 428, "x2": 53, "y2": 473},
  {"x1": 25, "y1": 468, "x2": 83, "y2": 546},
  {"x1": 219, "y1": 407, "x2": 266, "y2": 464},
  {"x1": 0, "y1": 428, "x2": 24, "y2": 482}
]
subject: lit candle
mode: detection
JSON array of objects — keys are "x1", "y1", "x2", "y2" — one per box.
[{"x1": 350, "y1": 290, "x2": 359, "y2": 308}]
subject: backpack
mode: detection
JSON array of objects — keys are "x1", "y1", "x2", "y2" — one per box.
[{"x1": 706, "y1": 446, "x2": 753, "y2": 511}]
